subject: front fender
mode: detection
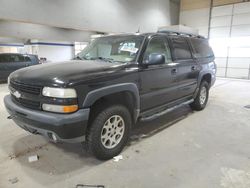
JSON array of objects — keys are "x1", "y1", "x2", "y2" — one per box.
[{"x1": 82, "y1": 83, "x2": 140, "y2": 111}]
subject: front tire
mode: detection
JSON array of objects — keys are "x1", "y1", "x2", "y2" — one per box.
[
  {"x1": 86, "y1": 105, "x2": 132, "y2": 160},
  {"x1": 190, "y1": 81, "x2": 209, "y2": 111}
]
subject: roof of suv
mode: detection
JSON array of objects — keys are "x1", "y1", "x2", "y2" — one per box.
[
  {"x1": 0, "y1": 53, "x2": 36, "y2": 56},
  {"x1": 105, "y1": 31, "x2": 206, "y2": 40}
]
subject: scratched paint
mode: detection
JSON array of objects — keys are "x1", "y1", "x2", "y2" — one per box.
[{"x1": 220, "y1": 167, "x2": 250, "y2": 188}]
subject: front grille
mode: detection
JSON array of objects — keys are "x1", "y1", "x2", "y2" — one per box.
[
  {"x1": 9, "y1": 80, "x2": 42, "y2": 110},
  {"x1": 11, "y1": 95, "x2": 41, "y2": 110},
  {"x1": 10, "y1": 80, "x2": 42, "y2": 95}
]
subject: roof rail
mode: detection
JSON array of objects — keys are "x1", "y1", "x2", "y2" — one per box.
[{"x1": 157, "y1": 30, "x2": 205, "y2": 39}]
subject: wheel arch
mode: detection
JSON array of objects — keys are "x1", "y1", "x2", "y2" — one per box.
[
  {"x1": 198, "y1": 71, "x2": 212, "y2": 88},
  {"x1": 82, "y1": 83, "x2": 140, "y2": 122}
]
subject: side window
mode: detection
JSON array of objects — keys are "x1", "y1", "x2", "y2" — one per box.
[
  {"x1": 143, "y1": 36, "x2": 172, "y2": 63},
  {"x1": 9, "y1": 55, "x2": 19, "y2": 62},
  {"x1": 0, "y1": 55, "x2": 11, "y2": 63},
  {"x1": 17, "y1": 55, "x2": 25, "y2": 62},
  {"x1": 191, "y1": 38, "x2": 214, "y2": 58},
  {"x1": 171, "y1": 37, "x2": 192, "y2": 60},
  {"x1": 24, "y1": 56, "x2": 31, "y2": 62},
  {"x1": 0, "y1": 55, "x2": 4, "y2": 63}
]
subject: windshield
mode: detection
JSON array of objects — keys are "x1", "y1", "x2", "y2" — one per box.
[{"x1": 77, "y1": 35, "x2": 144, "y2": 63}]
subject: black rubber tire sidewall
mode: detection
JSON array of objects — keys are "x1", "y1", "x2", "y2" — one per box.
[
  {"x1": 86, "y1": 105, "x2": 132, "y2": 160},
  {"x1": 190, "y1": 81, "x2": 209, "y2": 111}
]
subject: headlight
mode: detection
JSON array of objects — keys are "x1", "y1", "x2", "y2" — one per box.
[
  {"x1": 42, "y1": 104, "x2": 78, "y2": 113},
  {"x1": 42, "y1": 87, "x2": 77, "y2": 98}
]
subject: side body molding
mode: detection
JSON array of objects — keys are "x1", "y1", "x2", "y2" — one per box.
[{"x1": 82, "y1": 83, "x2": 140, "y2": 119}]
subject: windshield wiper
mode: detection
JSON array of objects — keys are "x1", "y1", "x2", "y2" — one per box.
[
  {"x1": 74, "y1": 56, "x2": 83, "y2": 60},
  {"x1": 91, "y1": 57, "x2": 114, "y2": 63},
  {"x1": 74, "y1": 56, "x2": 89, "y2": 60}
]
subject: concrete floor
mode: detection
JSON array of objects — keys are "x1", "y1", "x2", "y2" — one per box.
[{"x1": 0, "y1": 78, "x2": 250, "y2": 188}]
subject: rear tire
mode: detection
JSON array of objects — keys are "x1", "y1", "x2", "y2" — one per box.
[
  {"x1": 190, "y1": 81, "x2": 209, "y2": 111},
  {"x1": 86, "y1": 104, "x2": 132, "y2": 160}
]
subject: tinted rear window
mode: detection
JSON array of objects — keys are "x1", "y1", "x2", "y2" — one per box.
[
  {"x1": 24, "y1": 56, "x2": 31, "y2": 62},
  {"x1": 170, "y1": 37, "x2": 192, "y2": 60},
  {"x1": 191, "y1": 38, "x2": 214, "y2": 58}
]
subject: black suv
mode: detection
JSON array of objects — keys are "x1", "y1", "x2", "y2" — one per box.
[
  {"x1": 0, "y1": 53, "x2": 39, "y2": 82},
  {"x1": 4, "y1": 31, "x2": 216, "y2": 159}
]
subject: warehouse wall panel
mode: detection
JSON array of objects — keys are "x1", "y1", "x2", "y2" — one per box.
[
  {"x1": 181, "y1": 0, "x2": 250, "y2": 79},
  {"x1": 231, "y1": 25, "x2": 250, "y2": 37},
  {"x1": 213, "y1": 0, "x2": 242, "y2": 6},
  {"x1": 179, "y1": 8, "x2": 209, "y2": 37},
  {"x1": 229, "y1": 47, "x2": 250, "y2": 57},
  {"x1": 212, "y1": 5, "x2": 233, "y2": 17},
  {"x1": 211, "y1": 16, "x2": 232, "y2": 27},
  {"x1": 198, "y1": 28, "x2": 209, "y2": 37},
  {"x1": 34, "y1": 43, "x2": 74, "y2": 62},
  {"x1": 232, "y1": 13, "x2": 250, "y2": 25},
  {"x1": 210, "y1": 27, "x2": 230, "y2": 38},
  {"x1": 209, "y1": 1, "x2": 250, "y2": 79},
  {"x1": 212, "y1": 46, "x2": 228, "y2": 57},
  {"x1": 180, "y1": 8, "x2": 210, "y2": 27},
  {"x1": 216, "y1": 67, "x2": 227, "y2": 77},
  {"x1": 233, "y1": 2, "x2": 250, "y2": 14},
  {"x1": 215, "y1": 57, "x2": 228, "y2": 67},
  {"x1": 226, "y1": 68, "x2": 249, "y2": 79},
  {"x1": 228, "y1": 58, "x2": 250, "y2": 68}
]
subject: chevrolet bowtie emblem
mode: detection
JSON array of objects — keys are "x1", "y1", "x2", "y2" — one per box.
[{"x1": 13, "y1": 91, "x2": 21, "y2": 98}]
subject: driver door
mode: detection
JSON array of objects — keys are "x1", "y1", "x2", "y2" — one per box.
[{"x1": 139, "y1": 35, "x2": 179, "y2": 112}]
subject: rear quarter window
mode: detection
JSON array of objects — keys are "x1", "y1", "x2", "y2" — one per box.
[
  {"x1": 24, "y1": 56, "x2": 31, "y2": 62},
  {"x1": 170, "y1": 37, "x2": 192, "y2": 60},
  {"x1": 190, "y1": 38, "x2": 214, "y2": 58}
]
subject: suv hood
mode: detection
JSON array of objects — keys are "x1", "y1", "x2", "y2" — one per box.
[{"x1": 10, "y1": 60, "x2": 127, "y2": 87}]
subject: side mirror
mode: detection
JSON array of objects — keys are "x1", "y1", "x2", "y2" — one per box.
[{"x1": 145, "y1": 53, "x2": 165, "y2": 65}]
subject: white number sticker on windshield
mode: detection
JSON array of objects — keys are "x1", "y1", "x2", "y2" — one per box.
[{"x1": 120, "y1": 46, "x2": 138, "y2": 53}]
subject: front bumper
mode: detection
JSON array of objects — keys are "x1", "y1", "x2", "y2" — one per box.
[{"x1": 4, "y1": 95, "x2": 90, "y2": 143}]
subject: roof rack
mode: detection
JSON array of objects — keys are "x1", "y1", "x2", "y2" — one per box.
[{"x1": 157, "y1": 30, "x2": 205, "y2": 39}]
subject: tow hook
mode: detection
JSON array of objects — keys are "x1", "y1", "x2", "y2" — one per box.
[{"x1": 7, "y1": 115, "x2": 17, "y2": 119}]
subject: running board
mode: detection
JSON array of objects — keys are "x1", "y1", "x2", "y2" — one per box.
[{"x1": 140, "y1": 99, "x2": 194, "y2": 122}]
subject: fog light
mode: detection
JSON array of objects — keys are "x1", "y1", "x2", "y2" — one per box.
[{"x1": 52, "y1": 134, "x2": 57, "y2": 142}]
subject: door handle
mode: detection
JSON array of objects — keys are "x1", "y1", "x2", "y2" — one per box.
[
  {"x1": 171, "y1": 68, "x2": 177, "y2": 75},
  {"x1": 191, "y1": 66, "x2": 196, "y2": 71}
]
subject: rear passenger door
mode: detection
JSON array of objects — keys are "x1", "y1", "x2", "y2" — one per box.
[
  {"x1": 169, "y1": 36, "x2": 199, "y2": 99},
  {"x1": 139, "y1": 35, "x2": 179, "y2": 111}
]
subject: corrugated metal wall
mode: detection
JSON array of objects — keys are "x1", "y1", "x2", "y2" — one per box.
[
  {"x1": 180, "y1": 0, "x2": 210, "y2": 37},
  {"x1": 180, "y1": 0, "x2": 250, "y2": 79},
  {"x1": 210, "y1": 2, "x2": 250, "y2": 79}
]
